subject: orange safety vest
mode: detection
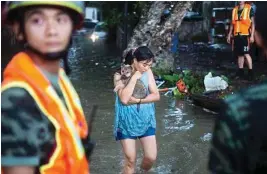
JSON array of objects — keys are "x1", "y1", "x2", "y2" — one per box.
[
  {"x1": 232, "y1": 4, "x2": 252, "y2": 36},
  {"x1": 1, "y1": 52, "x2": 89, "y2": 174}
]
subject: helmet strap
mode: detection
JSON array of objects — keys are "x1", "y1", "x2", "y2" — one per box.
[
  {"x1": 26, "y1": 44, "x2": 67, "y2": 60},
  {"x1": 25, "y1": 43, "x2": 72, "y2": 75}
]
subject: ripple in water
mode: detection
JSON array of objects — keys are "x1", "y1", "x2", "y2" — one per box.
[{"x1": 162, "y1": 107, "x2": 195, "y2": 136}]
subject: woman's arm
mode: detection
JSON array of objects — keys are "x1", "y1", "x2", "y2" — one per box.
[
  {"x1": 139, "y1": 69, "x2": 160, "y2": 104},
  {"x1": 117, "y1": 71, "x2": 142, "y2": 105}
]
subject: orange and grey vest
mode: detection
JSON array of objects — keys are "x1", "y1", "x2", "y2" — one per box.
[
  {"x1": 232, "y1": 4, "x2": 252, "y2": 36},
  {"x1": 1, "y1": 52, "x2": 89, "y2": 174}
]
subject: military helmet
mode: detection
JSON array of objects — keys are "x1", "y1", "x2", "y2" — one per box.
[{"x1": 7, "y1": 1, "x2": 85, "y2": 29}]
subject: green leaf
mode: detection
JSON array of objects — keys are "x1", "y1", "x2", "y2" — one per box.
[
  {"x1": 173, "y1": 74, "x2": 180, "y2": 81},
  {"x1": 220, "y1": 75, "x2": 229, "y2": 84},
  {"x1": 183, "y1": 70, "x2": 192, "y2": 76},
  {"x1": 173, "y1": 88, "x2": 180, "y2": 96},
  {"x1": 173, "y1": 88, "x2": 185, "y2": 99},
  {"x1": 162, "y1": 74, "x2": 180, "y2": 84}
]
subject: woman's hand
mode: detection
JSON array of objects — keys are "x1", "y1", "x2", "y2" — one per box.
[
  {"x1": 117, "y1": 72, "x2": 140, "y2": 105},
  {"x1": 128, "y1": 96, "x2": 140, "y2": 104}
]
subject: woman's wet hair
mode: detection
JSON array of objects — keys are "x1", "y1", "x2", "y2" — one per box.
[
  {"x1": 123, "y1": 46, "x2": 155, "y2": 65},
  {"x1": 255, "y1": 3, "x2": 267, "y2": 48}
]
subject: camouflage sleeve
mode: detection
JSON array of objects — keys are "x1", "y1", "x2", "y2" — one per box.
[
  {"x1": 208, "y1": 101, "x2": 246, "y2": 174},
  {"x1": 1, "y1": 87, "x2": 42, "y2": 166}
]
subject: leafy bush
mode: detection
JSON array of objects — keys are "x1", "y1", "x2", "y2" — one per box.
[{"x1": 155, "y1": 70, "x2": 205, "y2": 98}]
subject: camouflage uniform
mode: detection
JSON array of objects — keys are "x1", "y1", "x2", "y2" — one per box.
[
  {"x1": 1, "y1": 70, "x2": 66, "y2": 169},
  {"x1": 209, "y1": 81, "x2": 267, "y2": 174}
]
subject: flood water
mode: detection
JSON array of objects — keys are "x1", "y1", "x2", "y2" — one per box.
[{"x1": 68, "y1": 36, "x2": 216, "y2": 174}]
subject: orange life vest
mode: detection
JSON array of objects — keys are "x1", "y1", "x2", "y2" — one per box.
[
  {"x1": 232, "y1": 4, "x2": 252, "y2": 36},
  {"x1": 1, "y1": 52, "x2": 89, "y2": 174}
]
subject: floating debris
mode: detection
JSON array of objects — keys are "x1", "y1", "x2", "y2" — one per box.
[{"x1": 200, "y1": 133, "x2": 212, "y2": 142}]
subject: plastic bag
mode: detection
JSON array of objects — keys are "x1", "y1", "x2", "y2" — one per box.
[{"x1": 204, "y1": 72, "x2": 228, "y2": 92}]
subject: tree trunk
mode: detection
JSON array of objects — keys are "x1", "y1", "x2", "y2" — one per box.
[
  {"x1": 125, "y1": 1, "x2": 194, "y2": 72},
  {"x1": 202, "y1": 1, "x2": 212, "y2": 33}
]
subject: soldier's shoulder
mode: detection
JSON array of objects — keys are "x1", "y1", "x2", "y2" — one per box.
[{"x1": 224, "y1": 83, "x2": 267, "y2": 109}]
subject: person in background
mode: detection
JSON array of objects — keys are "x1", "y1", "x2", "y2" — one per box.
[
  {"x1": 227, "y1": 1, "x2": 255, "y2": 81},
  {"x1": 209, "y1": 2, "x2": 267, "y2": 173},
  {"x1": 113, "y1": 46, "x2": 160, "y2": 174},
  {"x1": 1, "y1": 2, "x2": 92, "y2": 174}
]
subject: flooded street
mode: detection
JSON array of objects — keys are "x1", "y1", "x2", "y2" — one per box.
[
  {"x1": 2, "y1": 2, "x2": 266, "y2": 174},
  {"x1": 68, "y1": 36, "x2": 216, "y2": 174}
]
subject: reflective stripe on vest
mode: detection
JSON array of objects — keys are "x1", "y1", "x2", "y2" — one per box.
[
  {"x1": 232, "y1": 4, "x2": 252, "y2": 36},
  {"x1": 1, "y1": 52, "x2": 89, "y2": 174},
  {"x1": 46, "y1": 85, "x2": 85, "y2": 158}
]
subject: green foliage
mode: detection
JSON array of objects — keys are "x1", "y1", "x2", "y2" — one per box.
[
  {"x1": 133, "y1": 1, "x2": 146, "y2": 11},
  {"x1": 87, "y1": 1, "x2": 149, "y2": 41},
  {"x1": 162, "y1": 74, "x2": 180, "y2": 86},
  {"x1": 155, "y1": 68, "x2": 235, "y2": 100},
  {"x1": 156, "y1": 70, "x2": 206, "y2": 98},
  {"x1": 128, "y1": 1, "x2": 149, "y2": 25},
  {"x1": 89, "y1": 1, "x2": 149, "y2": 30},
  {"x1": 220, "y1": 75, "x2": 229, "y2": 84},
  {"x1": 173, "y1": 88, "x2": 184, "y2": 99},
  {"x1": 182, "y1": 70, "x2": 205, "y2": 94},
  {"x1": 103, "y1": 8, "x2": 123, "y2": 28},
  {"x1": 152, "y1": 67, "x2": 173, "y2": 78}
]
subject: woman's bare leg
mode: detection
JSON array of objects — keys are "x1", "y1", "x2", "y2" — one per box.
[
  {"x1": 139, "y1": 135, "x2": 157, "y2": 172},
  {"x1": 120, "y1": 139, "x2": 137, "y2": 174}
]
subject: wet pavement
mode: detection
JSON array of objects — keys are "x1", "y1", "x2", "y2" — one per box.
[
  {"x1": 68, "y1": 36, "x2": 216, "y2": 174},
  {"x1": 177, "y1": 42, "x2": 267, "y2": 78}
]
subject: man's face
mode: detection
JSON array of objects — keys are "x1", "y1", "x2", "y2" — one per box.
[{"x1": 24, "y1": 7, "x2": 73, "y2": 54}]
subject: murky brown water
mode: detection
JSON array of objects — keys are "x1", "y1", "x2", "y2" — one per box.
[{"x1": 68, "y1": 36, "x2": 216, "y2": 174}]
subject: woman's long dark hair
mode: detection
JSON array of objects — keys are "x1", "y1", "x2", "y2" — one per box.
[{"x1": 123, "y1": 46, "x2": 155, "y2": 65}]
